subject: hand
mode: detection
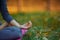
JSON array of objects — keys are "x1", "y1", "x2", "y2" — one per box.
[{"x1": 21, "y1": 21, "x2": 32, "y2": 29}]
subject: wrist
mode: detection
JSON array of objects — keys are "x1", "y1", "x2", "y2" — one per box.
[{"x1": 10, "y1": 19, "x2": 21, "y2": 27}]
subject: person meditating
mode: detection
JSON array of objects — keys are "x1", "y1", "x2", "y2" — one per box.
[{"x1": 0, "y1": 0, "x2": 32, "y2": 40}]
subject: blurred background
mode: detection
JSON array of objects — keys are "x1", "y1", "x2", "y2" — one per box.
[
  {"x1": 7, "y1": 0, "x2": 60, "y2": 13},
  {"x1": 0, "y1": 0, "x2": 60, "y2": 40}
]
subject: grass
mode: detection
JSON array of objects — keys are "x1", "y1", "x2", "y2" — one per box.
[{"x1": 0, "y1": 11, "x2": 60, "y2": 40}]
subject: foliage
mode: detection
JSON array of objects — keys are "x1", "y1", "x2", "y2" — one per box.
[{"x1": 0, "y1": 11, "x2": 60, "y2": 40}]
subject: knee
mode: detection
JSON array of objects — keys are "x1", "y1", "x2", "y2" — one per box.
[
  {"x1": 7, "y1": 26, "x2": 21, "y2": 31},
  {"x1": 5, "y1": 26, "x2": 22, "y2": 37},
  {"x1": 12, "y1": 27, "x2": 22, "y2": 37}
]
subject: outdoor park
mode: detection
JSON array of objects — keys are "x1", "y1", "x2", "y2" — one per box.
[{"x1": 0, "y1": 0, "x2": 60, "y2": 40}]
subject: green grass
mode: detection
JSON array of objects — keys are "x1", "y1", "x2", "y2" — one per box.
[{"x1": 0, "y1": 11, "x2": 60, "y2": 40}]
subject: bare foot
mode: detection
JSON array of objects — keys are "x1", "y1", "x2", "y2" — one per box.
[{"x1": 21, "y1": 21, "x2": 32, "y2": 29}]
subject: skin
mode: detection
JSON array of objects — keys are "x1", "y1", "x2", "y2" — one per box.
[{"x1": 0, "y1": 21, "x2": 32, "y2": 30}]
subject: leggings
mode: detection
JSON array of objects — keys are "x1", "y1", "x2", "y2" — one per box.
[{"x1": 0, "y1": 26, "x2": 22, "y2": 40}]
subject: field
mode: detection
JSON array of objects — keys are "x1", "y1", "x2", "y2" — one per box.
[{"x1": 0, "y1": 11, "x2": 60, "y2": 40}]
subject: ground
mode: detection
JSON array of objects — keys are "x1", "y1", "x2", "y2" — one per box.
[{"x1": 0, "y1": 11, "x2": 60, "y2": 40}]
